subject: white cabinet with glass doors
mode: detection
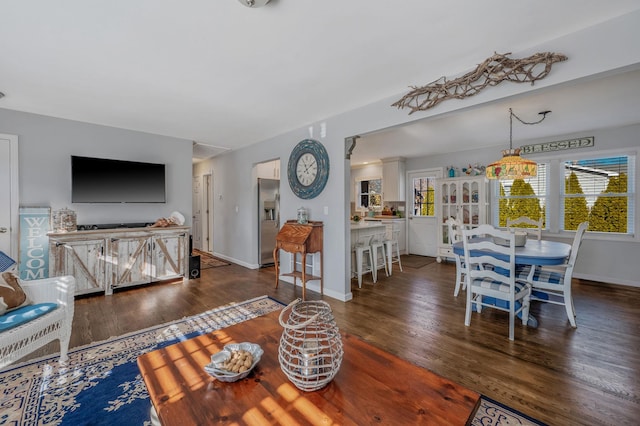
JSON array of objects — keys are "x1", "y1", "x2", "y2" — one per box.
[{"x1": 436, "y1": 176, "x2": 489, "y2": 262}]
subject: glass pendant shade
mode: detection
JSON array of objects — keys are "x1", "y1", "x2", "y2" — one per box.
[{"x1": 486, "y1": 148, "x2": 537, "y2": 180}]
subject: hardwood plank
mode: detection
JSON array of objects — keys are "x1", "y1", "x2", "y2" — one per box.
[{"x1": 20, "y1": 259, "x2": 640, "y2": 425}]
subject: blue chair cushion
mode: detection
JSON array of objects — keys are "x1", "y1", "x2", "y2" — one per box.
[
  {"x1": 516, "y1": 267, "x2": 564, "y2": 285},
  {"x1": 0, "y1": 303, "x2": 58, "y2": 332},
  {"x1": 472, "y1": 277, "x2": 529, "y2": 293}
]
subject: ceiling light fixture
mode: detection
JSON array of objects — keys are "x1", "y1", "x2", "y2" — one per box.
[
  {"x1": 0, "y1": 92, "x2": 5, "y2": 99},
  {"x1": 237, "y1": 0, "x2": 270, "y2": 7},
  {"x1": 486, "y1": 108, "x2": 550, "y2": 180}
]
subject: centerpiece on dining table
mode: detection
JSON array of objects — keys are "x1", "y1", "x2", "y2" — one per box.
[{"x1": 493, "y1": 230, "x2": 528, "y2": 246}]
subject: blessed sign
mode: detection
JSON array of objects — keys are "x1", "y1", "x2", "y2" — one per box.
[{"x1": 520, "y1": 137, "x2": 594, "y2": 154}]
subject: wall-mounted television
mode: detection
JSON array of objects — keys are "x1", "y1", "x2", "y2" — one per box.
[{"x1": 71, "y1": 156, "x2": 166, "y2": 203}]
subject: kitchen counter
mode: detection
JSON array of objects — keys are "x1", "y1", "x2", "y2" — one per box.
[
  {"x1": 364, "y1": 216, "x2": 405, "y2": 221},
  {"x1": 350, "y1": 221, "x2": 387, "y2": 230}
]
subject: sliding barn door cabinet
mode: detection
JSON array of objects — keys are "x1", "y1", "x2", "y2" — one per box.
[{"x1": 49, "y1": 226, "x2": 189, "y2": 296}]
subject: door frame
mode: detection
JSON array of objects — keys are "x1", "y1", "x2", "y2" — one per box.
[
  {"x1": 406, "y1": 167, "x2": 443, "y2": 256},
  {"x1": 1, "y1": 134, "x2": 19, "y2": 259},
  {"x1": 204, "y1": 173, "x2": 214, "y2": 253}
]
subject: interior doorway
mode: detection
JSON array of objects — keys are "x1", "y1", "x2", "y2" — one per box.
[
  {"x1": 407, "y1": 169, "x2": 442, "y2": 256},
  {"x1": 0, "y1": 134, "x2": 19, "y2": 258},
  {"x1": 192, "y1": 176, "x2": 202, "y2": 251},
  {"x1": 203, "y1": 174, "x2": 213, "y2": 253}
]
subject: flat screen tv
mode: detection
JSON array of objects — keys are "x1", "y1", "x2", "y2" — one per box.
[{"x1": 71, "y1": 156, "x2": 166, "y2": 203}]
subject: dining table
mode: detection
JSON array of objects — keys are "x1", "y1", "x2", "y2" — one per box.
[
  {"x1": 452, "y1": 238, "x2": 571, "y2": 266},
  {"x1": 452, "y1": 237, "x2": 572, "y2": 327}
]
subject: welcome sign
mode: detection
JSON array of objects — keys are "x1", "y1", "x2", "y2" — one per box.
[{"x1": 19, "y1": 207, "x2": 51, "y2": 280}]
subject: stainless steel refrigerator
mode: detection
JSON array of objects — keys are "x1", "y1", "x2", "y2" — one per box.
[{"x1": 258, "y1": 178, "x2": 280, "y2": 267}]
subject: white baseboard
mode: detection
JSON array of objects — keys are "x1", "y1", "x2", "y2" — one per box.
[{"x1": 573, "y1": 272, "x2": 639, "y2": 288}]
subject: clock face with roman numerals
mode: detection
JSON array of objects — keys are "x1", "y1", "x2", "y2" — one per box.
[{"x1": 287, "y1": 139, "x2": 330, "y2": 199}]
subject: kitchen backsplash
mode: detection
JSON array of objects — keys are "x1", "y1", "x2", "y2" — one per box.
[{"x1": 351, "y1": 201, "x2": 406, "y2": 217}]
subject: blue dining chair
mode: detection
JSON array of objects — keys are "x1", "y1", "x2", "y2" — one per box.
[
  {"x1": 517, "y1": 221, "x2": 588, "y2": 328},
  {"x1": 462, "y1": 224, "x2": 532, "y2": 340}
]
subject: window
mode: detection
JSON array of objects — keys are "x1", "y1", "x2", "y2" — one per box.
[
  {"x1": 563, "y1": 155, "x2": 634, "y2": 234},
  {"x1": 492, "y1": 153, "x2": 635, "y2": 237},
  {"x1": 494, "y1": 165, "x2": 547, "y2": 227},
  {"x1": 357, "y1": 178, "x2": 382, "y2": 210},
  {"x1": 412, "y1": 177, "x2": 436, "y2": 216}
]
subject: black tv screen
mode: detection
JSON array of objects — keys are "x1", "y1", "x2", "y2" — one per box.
[{"x1": 71, "y1": 156, "x2": 166, "y2": 203}]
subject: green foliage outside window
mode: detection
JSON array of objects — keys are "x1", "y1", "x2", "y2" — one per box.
[
  {"x1": 564, "y1": 172, "x2": 590, "y2": 231},
  {"x1": 414, "y1": 177, "x2": 435, "y2": 217},
  {"x1": 588, "y1": 173, "x2": 628, "y2": 233},
  {"x1": 420, "y1": 187, "x2": 435, "y2": 216},
  {"x1": 501, "y1": 179, "x2": 543, "y2": 226},
  {"x1": 498, "y1": 184, "x2": 508, "y2": 227},
  {"x1": 511, "y1": 179, "x2": 542, "y2": 221}
]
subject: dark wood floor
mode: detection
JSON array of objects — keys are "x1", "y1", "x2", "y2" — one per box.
[{"x1": 24, "y1": 258, "x2": 640, "y2": 425}]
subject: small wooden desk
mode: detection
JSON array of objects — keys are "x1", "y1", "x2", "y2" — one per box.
[
  {"x1": 273, "y1": 220, "x2": 323, "y2": 299},
  {"x1": 137, "y1": 310, "x2": 480, "y2": 425}
]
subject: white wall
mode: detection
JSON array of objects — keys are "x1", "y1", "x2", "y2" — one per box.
[{"x1": 0, "y1": 108, "x2": 193, "y2": 226}]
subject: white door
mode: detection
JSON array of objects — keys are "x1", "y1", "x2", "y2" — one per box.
[
  {"x1": 0, "y1": 134, "x2": 19, "y2": 259},
  {"x1": 192, "y1": 176, "x2": 202, "y2": 251},
  {"x1": 407, "y1": 168, "x2": 442, "y2": 256}
]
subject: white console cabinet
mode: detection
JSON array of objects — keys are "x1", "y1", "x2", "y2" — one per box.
[{"x1": 49, "y1": 226, "x2": 189, "y2": 296}]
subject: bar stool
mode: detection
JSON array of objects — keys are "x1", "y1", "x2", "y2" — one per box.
[
  {"x1": 370, "y1": 230, "x2": 389, "y2": 280},
  {"x1": 384, "y1": 228, "x2": 403, "y2": 275},
  {"x1": 352, "y1": 234, "x2": 374, "y2": 288}
]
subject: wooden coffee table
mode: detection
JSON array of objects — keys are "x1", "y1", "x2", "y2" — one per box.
[{"x1": 137, "y1": 310, "x2": 480, "y2": 425}]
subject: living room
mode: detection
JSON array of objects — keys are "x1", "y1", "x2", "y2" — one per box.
[{"x1": 1, "y1": 2, "x2": 640, "y2": 425}]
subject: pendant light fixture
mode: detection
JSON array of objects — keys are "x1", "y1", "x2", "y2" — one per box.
[{"x1": 486, "y1": 108, "x2": 550, "y2": 180}]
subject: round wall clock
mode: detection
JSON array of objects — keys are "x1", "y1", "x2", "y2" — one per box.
[{"x1": 287, "y1": 139, "x2": 330, "y2": 199}]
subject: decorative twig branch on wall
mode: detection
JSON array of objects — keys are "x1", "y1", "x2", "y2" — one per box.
[{"x1": 391, "y1": 52, "x2": 568, "y2": 114}]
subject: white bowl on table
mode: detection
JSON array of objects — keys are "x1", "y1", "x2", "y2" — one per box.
[
  {"x1": 493, "y1": 231, "x2": 528, "y2": 247},
  {"x1": 204, "y1": 342, "x2": 263, "y2": 382}
]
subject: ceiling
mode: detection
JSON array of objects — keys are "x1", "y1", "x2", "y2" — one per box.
[{"x1": 1, "y1": 1, "x2": 639, "y2": 162}]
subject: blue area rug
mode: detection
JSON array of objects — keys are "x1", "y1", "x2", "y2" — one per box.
[{"x1": 0, "y1": 295, "x2": 545, "y2": 425}]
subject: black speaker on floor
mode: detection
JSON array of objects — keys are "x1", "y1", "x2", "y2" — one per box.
[{"x1": 189, "y1": 255, "x2": 201, "y2": 279}]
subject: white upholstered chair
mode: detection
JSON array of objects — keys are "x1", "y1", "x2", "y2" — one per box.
[
  {"x1": 446, "y1": 217, "x2": 467, "y2": 297},
  {"x1": 507, "y1": 216, "x2": 543, "y2": 240},
  {"x1": 1, "y1": 275, "x2": 76, "y2": 369},
  {"x1": 518, "y1": 221, "x2": 588, "y2": 328},
  {"x1": 462, "y1": 224, "x2": 532, "y2": 341}
]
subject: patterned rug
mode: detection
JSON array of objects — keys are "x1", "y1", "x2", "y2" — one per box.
[
  {"x1": 472, "y1": 396, "x2": 546, "y2": 425},
  {"x1": 400, "y1": 254, "x2": 437, "y2": 269},
  {"x1": 0, "y1": 296, "x2": 545, "y2": 425},
  {"x1": 193, "y1": 249, "x2": 230, "y2": 269}
]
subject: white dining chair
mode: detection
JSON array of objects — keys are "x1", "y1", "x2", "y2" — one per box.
[
  {"x1": 507, "y1": 216, "x2": 543, "y2": 240},
  {"x1": 462, "y1": 224, "x2": 532, "y2": 341},
  {"x1": 517, "y1": 221, "x2": 588, "y2": 328},
  {"x1": 352, "y1": 233, "x2": 375, "y2": 288},
  {"x1": 446, "y1": 217, "x2": 467, "y2": 297},
  {"x1": 370, "y1": 229, "x2": 389, "y2": 281},
  {"x1": 384, "y1": 227, "x2": 403, "y2": 275}
]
